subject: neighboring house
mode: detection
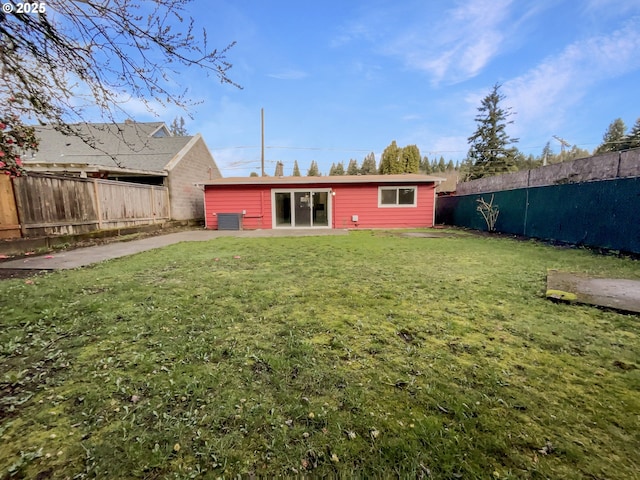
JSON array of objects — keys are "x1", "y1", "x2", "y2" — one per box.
[
  {"x1": 202, "y1": 174, "x2": 443, "y2": 230},
  {"x1": 435, "y1": 171, "x2": 460, "y2": 196},
  {"x1": 24, "y1": 120, "x2": 221, "y2": 220}
]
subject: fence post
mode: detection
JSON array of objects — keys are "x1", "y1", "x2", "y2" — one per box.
[
  {"x1": 0, "y1": 175, "x2": 23, "y2": 238},
  {"x1": 523, "y1": 169, "x2": 531, "y2": 236},
  {"x1": 166, "y1": 186, "x2": 172, "y2": 221},
  {"x1": 151, "y1": 186, "x2": 156, "y2": 224},
  {"x1": 92, "y1": 178, "x2": 103, "y2": 229},
  {"x1": 10, "y1": 177, "x2": 29, "y2": 238}
]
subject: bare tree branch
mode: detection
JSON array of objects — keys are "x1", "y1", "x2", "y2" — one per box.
[{"x1": 0, "y1": 0, "x2": 240, "y2": 172}]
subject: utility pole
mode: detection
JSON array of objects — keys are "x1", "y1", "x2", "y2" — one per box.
[
  {"x1": 553, "y1": 135, "x2": 571, "y2": 154},
  {"x1": 261, "y1": 108, "x2": 265, "y2": 177}
]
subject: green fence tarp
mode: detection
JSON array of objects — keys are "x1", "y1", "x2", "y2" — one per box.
[{"x1": 436, "y1": 177, "x2": 640, "y2": 254}]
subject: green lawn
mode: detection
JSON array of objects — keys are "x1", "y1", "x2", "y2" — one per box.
[{"x1": 1, "y1": 231, "x2": 639, "y2": 479}]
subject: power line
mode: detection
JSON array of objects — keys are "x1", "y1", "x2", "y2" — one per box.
[
  {"x1": 265, "y1": 146, "x2": 373, "y2": 152},
  {"x1": 209, "y1": 146, "x2": 260, "y2": 150},
  {"x1": 211, "y1": 140, "x2": 602, "y2": 160}
]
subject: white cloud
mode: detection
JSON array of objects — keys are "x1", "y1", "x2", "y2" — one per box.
[
  {"x1": 430, "y1": 136, "x2": 469, "y2": 158},
  {"x1": 330, "y1": 21, "x2": 376, "y2": 48},
  {"x1": 503, "y1": 17, "x2": 640, "y2": 137},
  {"x1": 329, "y1": 1, "x2": 516, "y2": 83},
  {"x1": 63, "y1": 74, "x2": 179, "y2": 123},
  {"x1": 211, "y1": 147, "x2": 261, "y2": 176},
  {"x1": 585, "y1": 0, "x2": 640, "y2": 15},
  {"x1": 381, "y1": 0, "x2": 514, "y2": 84},
  {"x1": 349, "y1": 61, "x2": 382, "y2": 81}
]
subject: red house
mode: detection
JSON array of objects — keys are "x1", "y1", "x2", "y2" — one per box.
[{"x1": 202, "y1": 174, "x2": 442, "y2": 230}]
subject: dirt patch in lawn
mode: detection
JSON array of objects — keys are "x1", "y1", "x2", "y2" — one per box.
[
  {"x1": 400, "y1": 232, "x2": 458, "y2": 238},
  {"x1": 0, "y1": 269, "x2": 50, "y2": 281},
  {"x1": 372, "y1": 229, "x2": 464, "y2": 239}
]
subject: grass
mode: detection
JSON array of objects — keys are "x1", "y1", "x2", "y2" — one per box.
[{"x1": 0, "y1": 230, "x2": 639, "y2": 479}]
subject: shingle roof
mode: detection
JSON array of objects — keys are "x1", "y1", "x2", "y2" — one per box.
[
  {"x1": 201, "y1": 174, "x2": 444, "y2": 186},
  {"x1": 26, "y1": 122, "x2": 193, "y2": 173},
  {"x1": 435, "y1": 171, "x2": 460, "y2": 193}
]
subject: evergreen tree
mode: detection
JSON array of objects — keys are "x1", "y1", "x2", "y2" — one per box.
[
  {"x1": 595, "y1": 118, "x2": 626, "y2": 154},
  {"x1": 274, "y1": 161, "x2": 284, "y2": 176},
  {"x1": 513, "y1": 151, "x2": 528, "y2": 170},
  {"x1": 347, "y1": 159, "x2": 359, "y2": 175},
  {"x1": 307, "y1": 160, "x2": 320, "y2": 176},
  {"x1": 437, "y1": 156, "x2": 446, "y2": 172},
  {"x1": 541, "y1": 142, "x2": 554, "y2": 165},
  {"x1": 328, "y1": 163, "x2": 336, "y2": 176},
  {"x1": 430, "y1": 159, "x2": 438, "y2": 172},
  {"x1": 379, "y1": 140, "x2": 403, "y2": 174},
  {"x1": 459, "y1": 157, "x2": 474, "y2": 181},
  {"x1": 249, "y1": 171, "x2": 259, "y2": 177},
  {"x1": 169, "y1": 116, "x2": 188, "y2": 136},
  {"x1": 292, "y1": 160, "x2": 301, "y2": 176},
  {"x1": 446, "y1": 160, "x2": 455, "y2": 171},
  {"x1": 560, "y1": 145, "x2": 591, "y2": 163},
  {"x1": 622, "y1": 118, "x2": 640, "y2": 150},
  {"x1": 529, "y1": 154, "x2": 540, "y2": 169},
  {"x1": 360, "y1": 152, "x2": 377, "y2": 175},
  {"x1": 401, "y1": 145, "x2": 421, "y2": 173},
  {"x1": 420, "y1": 155, "x2": 431, "y2": 173},
  {"x1": 466, "y1": 83, "x2": 519, "y2": 179},
  {"x1": 518, "y1": 153, "x2": 540, "y2": 170}
]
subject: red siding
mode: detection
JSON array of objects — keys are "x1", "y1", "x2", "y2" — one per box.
[
  {"x1": 332, "y1": 183, "x2": 435, "y2": 229},
  {"x1": 204, "y1": 185, "x2": 272, "y2": 230},
  {"x1": 204, "y1": 182, "x2": 435, "y2": 229}
]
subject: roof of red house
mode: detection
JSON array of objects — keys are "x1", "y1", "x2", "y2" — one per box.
[{"x1": 201, "y1": 174, "x2": 444, "y2": 186}]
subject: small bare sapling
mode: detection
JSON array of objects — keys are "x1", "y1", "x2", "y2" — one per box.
[{"x1": 477, "y1": 195, "x2": 499, "y2": 232}]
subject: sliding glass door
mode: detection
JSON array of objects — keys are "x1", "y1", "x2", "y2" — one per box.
[
  {"x1": 273, "y1": 190, "x2": 330, "y2": 228},
  {"x1": 274, "y1": 192, "x2": 292, "y2": 226},
  {"x1": 312, "y1": 191, "x2": 328, "y2": 227},
  {"x1": 294, "y1": 192, "x2": 312, "y2": 226}
]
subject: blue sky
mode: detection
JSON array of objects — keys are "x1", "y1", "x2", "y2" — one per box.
[{"x1": 131, "y1": 0, "x2": 640, "y2": 177}]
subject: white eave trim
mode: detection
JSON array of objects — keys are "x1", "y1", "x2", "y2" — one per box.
[{"x1": 163, "y1": 133, "x2": 201, "y2": 172}]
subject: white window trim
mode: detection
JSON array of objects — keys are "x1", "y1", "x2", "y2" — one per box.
[{"x1": 378, "y1": 185, "x2": 418, "y2": 208}]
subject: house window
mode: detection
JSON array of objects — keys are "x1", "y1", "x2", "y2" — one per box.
[
  {"x1": 379, "y1": 186, "x2": 417, "y2": 207},
  {"x1": 151, "y1": 126, "x2": 170, "y2": 138}
]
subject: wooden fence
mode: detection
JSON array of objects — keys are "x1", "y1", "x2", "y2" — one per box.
[
  {"x1": 1, "y1": 173, "x2": 169, "y2": 238},
  {"x1": 0, "y1": 175, "x2": 21, "y2": 239}
]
